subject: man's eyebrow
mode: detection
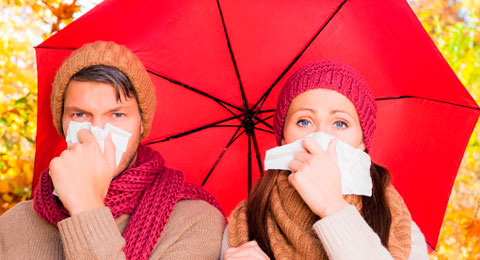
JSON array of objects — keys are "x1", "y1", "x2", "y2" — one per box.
[
  {"x1": 63, "y1": 105, "x2": 85, "y2": 111},
  {"x1": 107, "y1": 103, "x2": 133, "y2": 112}
]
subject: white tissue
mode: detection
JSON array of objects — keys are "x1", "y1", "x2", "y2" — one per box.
[
  {"x1": 104, "y1": 124, "x2": 132, "y2": 167},
  {"x1": 264, "y1": 132, "x2": 372, "y2": 196},
  {"x1": 65, "y1": 121, "x2": 132, "y2": 167}
]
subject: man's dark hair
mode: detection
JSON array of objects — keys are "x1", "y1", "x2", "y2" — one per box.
[{"x1": 68, "y1": 65, "x2": 141, "y2": 111}]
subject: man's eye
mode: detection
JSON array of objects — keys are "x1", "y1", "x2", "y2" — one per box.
[
  {"x1": 72, "y1": 113, "x2": 85, "y2": 118},
  {"x1": 296, "y1": 119, "x2": 312, "y2": 128},
  {"x1": 333, "y1": 120, "x2": 348, "y2": 129},
  {"x1": 113, "y1": 113, "x2": 125, "y2": 118}
]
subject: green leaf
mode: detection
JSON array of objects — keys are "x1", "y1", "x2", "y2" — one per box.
[
  {"x1": 12, "y1": 187, "x2": 24, "y2": 195},
  {"x1": 25, "y1": 136, "x2": 34, "y2": 144},
  {"x1": 14, "y1": 97, "x2": 27, "y2": 107},
  {"x1": 0, "y1": 161, "x2": 7, "y2": 171},
  {"x1": 2, "y1": 136, "x2": 12, "y2": 151},
  {"x1": 17, "y1": 108, "x2": 27, "y2": 120},
  {"x1": 0, "y1": 117, "x2": 10, "y2": 127}
]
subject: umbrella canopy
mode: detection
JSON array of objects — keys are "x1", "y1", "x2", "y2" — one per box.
[{"x1": 33, "y1": 0, "x2": 479, "y2": 249}]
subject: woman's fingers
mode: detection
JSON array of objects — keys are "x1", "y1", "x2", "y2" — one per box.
[
  {"x1": 287, "y1": 137, "x2": 347, "y2": 218},
  {"x1": 293, "y1": 150, "x2": 309, "y2": 162},
  {"x1": 302, "y1": 137, "x2": 325, "y2": 155},
  {"x1": 326, "y1": 138, "x2": 338, "y2": 163},
  {"x1": 225, "y1": 240, "x2": 270, "y2": 260},
  {"x1": 288, "y1": 159, "x2": 303, "y2": 173}
]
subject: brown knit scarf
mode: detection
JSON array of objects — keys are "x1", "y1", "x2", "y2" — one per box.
[{"x1": 228, "y1": 172, "x2": 411, "y2": 260}]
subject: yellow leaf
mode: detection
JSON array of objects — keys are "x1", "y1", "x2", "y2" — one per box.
[
  {"x1": 2, "y1": 193, "x2": 13, "y2": 202},
  {"x1": 0, "y1": 181, "x2": 9, "y2": 193}
]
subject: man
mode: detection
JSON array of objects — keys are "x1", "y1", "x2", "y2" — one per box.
[{"x1": 0, "y1": 41, "x2": 225, "y2": 259}]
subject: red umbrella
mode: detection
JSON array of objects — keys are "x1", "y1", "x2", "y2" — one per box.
[{"x1": 33, "y1": 0, "x2": 479, "y2": 249}]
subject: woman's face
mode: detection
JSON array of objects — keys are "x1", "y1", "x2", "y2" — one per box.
[{"x1": 282, "y1": 88, "x2": 366, "y2": 150}]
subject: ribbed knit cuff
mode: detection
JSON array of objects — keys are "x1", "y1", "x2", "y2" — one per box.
[
  {"x1": 58, "y1": 207, "x2": 125, "y2": 259},
  {"x1": 313, "y1": 205, "x2": 391, "y2": 260}
]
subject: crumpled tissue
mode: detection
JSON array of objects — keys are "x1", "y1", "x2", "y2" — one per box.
[
  {"x1": 65, "y1": 121, "x2": 132, "y2": 167},
  {"x1": 264, "y1": 132, "x2": 372, "y2": 196}
]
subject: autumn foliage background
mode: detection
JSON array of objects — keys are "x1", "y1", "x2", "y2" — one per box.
[{"x1": 0, "y1": 0, "x2": 479, "y2": 258}]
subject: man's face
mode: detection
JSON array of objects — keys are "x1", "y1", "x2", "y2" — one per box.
[{"x1": 62, "y1": 80, "x2": 143, "y2": 177}]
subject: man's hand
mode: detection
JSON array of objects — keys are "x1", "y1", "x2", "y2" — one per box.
[{"x1": 49, "y1": 128, "x2": 117, "y2": 216}]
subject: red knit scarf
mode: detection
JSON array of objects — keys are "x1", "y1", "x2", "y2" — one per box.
[{"x1": 33, "y1": 144, "x2": 224, "y2": 259}]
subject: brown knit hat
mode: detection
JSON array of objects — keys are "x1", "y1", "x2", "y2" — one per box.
[{"x1": 51, "y1": 41, "x2": 156, "y2": 140}]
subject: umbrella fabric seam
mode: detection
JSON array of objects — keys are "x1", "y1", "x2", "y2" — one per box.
[
  {"x1": 376, "y1": 95, "x2": 480, "y2": 110},
  {"x1": 201, "y1": 127, "x2": 247, "y2": 186},
  {"x1": 144, "y1": 114, "x2": 244, "y2": 145},
  {"x1": 147, "y1": 69, "x2": 244, "y2": 114},
  {"x1": 250, "y1": 0, "x2": 348, "y2": 114}
]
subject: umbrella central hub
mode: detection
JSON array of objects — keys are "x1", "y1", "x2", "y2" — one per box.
[{"x1": 244, "y1": 110, "x2": 255, "y2": 133}]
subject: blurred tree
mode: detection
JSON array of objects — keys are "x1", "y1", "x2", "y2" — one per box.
[
  {"x1": 409, "y1": 0, "x2": 480, "y2": 259},
  {"x1": 0, "y1": 0, "x2": 81, "y2": 214}
]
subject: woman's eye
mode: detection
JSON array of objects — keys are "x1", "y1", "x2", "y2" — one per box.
[
  {"x1": 113, "y1": 113, "x2": 125, "y2": 118},
  {"x1": 333, "y1": 120, "x2": 348, "y2": 129},
  {"x1": 296, "y1": 119, "x2": 312, "y2": 128}
]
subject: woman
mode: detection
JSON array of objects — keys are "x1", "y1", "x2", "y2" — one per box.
[{"x1": 222, "y1": 60, "x2": 429, "y2": 260}]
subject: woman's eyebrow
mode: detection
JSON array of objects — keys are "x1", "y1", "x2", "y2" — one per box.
[
  {"x1": 331, "y1": 109, "x2": 355, "y2": 120},
  {"x1": 331, "y1": 109, "x2": 348, "y2": 114},
  {"x1": 292, "y1": 107, "x2": 315, "y2": 114}
]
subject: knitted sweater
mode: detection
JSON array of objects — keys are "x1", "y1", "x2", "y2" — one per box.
[
  {"x1": 0, "y1": 199, "x2": 225, "y2": 260},
  {"x1": 220, "y1": 205, "x2": 429, "y2": 260}
]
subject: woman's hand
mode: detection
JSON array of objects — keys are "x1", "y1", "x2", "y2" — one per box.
[
  {"x1": 225, "y1": 240, "x2": 270, "y2": 260},
  {"x1": 288, "y1": 137, "x2": 348, "y2": 218}
]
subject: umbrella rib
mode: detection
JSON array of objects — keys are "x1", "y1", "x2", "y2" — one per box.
[
  {"x1": 211, "y1": 124, "x2": 246, "y2": 128},
  {"x1": 34, "y1": 46, "x2": 77, "y2": 50},
  {"x1": 256, "y1": 109, "x2": 275, "y2": 114},
  {"x1": 254, "y1": 126, "x2": 274, "y2": 134},
  {"x1": 229, "y1": 126, "x2": 248, "y2": 145},
  {"x1": 254, "y1": 114, "x2": 274, "y2": 130},
  {"x1": 247, "y1": 131, "x2": 253, "y2": 192},
  {"x1": 146, "y1": 69, "x2": 244, "y2": 114},
  {"x1": 216, "y1": 0, "x2": 249, "y2": 112},
  {"x1": 426, "y1": 242, "x2": 435, "y2": 253},
  {"x1": 251, "y1": 129, "x2": 265, "y2": 176},
  {"x1": 376, "y1": 95, "x2": 480, "y2": 110},
  {"x1": 144, "y1": 114, "x2": 242, "y2": 145},
  {"x1": 200, "y1": 127, "x2": 246, "y2": 186},
  {"x1": 251, "y1": 0, "x2": 348, "y2": 115}
]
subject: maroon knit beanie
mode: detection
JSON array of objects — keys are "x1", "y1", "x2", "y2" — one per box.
[{"x1": 273, "y1": 60, "x2": 377, "y2": 150}]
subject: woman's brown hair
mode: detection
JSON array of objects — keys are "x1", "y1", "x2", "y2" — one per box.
[{"x1": 246, "y1": 162, "x2": 392, "y2": 259}]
